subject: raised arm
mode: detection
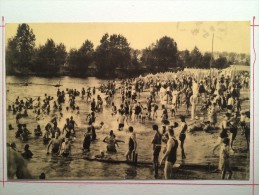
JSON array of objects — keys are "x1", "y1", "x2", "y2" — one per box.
[
  {"x1": 47, "y1": 140, "x2": 52, "y2": 154},
  {"x1": 103, "y1": 136, "x2": 108, "y2": 143}
]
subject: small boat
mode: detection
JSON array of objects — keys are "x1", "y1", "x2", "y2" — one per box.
[
  {"x1": 53, "y1": 80, "x2": 62, "y2": 87},
  {"x1": 53, "y1": 84, "x2": 63, "y2": 87}
]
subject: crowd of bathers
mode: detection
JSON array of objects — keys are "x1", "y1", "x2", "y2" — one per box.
[{"x1": 7, "y1": 68, "x2": 250, "y2": 179}]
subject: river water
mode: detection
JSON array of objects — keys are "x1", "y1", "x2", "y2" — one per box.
[
  {"x1": 6, "y1": 76, "x2": 250, "y2": 180},
  {"x1": 6, "y1": 76, "x2": 164, "y2": 180}
]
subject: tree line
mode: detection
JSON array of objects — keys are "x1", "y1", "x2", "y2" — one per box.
[{"x1": 6, "y1": 23, "x2": 248, "y2": 78}]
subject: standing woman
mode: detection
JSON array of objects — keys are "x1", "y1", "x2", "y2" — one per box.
[{"x1": 179, "y1": 115, "x2": 188, "y2": 159}]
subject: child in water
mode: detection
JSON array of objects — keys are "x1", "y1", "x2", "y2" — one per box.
[
  {"x1": 34, "y1": 125, "x2": 42, "y2": 136},
  {"x1": 22, "y1": 144, "x2": 33, "y2": 159},
  {"x1": 20, "y1": 124, "x2": 31, "y2": 142}
]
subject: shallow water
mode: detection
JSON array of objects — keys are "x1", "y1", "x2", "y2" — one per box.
[{"x1": 6, "y1": 76, "x2": 250, "y2": 180}]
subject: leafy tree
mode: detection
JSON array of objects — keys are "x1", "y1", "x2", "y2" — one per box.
[
  {"x1": 78, "y1": 40, "x2": 94, "y2": 71},
  {"x1": 33, "y1": 39, "x2": 67, "y2": 75},
  {"x1": 95, "y1": 33, "x2": 131, "y2": 76},
  {"x1": 140, "y1": 46, "x2": 155, "y2": 70},
  {"x1": 35, "y1": 39, "x2": 57, "y2": 73},
  {"x1": 68, "y1": 40, "x2": 94, "y2": 74},
  {"x1": 6, "y1": 38, "x2": 19, "y2": 74},
  {"x1": 213, "y1": 56, "x2": 229, "y2": 69},
  {"x1": 6, "y1": 23, "x2": 36, "y2": 73},
  {"x1": 95, "y1": 33, "x2": 111, "y2": 75},
  {"x1": 152, "y1": 36, "x2": 178, "y2": 71},
  {"x1": 56, "y1": 43, "x2": 67, "y2": 67},
  {"x1": 131, "y1": 49, "x2": 141, "y2": 68},
  {"x1": 200, "y1": 52, "x2": 214, "y2": 69},
  {"x1": 190, "y1": 46, "x2": 203, "y2": 68},
  {"x1": 67, "y1": 49, "x2": 79, "y2": 72},
  {"x1": 177, "y1": 49, "x2": 191, "y2": 68}
]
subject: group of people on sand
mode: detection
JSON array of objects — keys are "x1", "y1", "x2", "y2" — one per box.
[{"x1": 7, "y1": 68, "x2": 250, "y2": 180}]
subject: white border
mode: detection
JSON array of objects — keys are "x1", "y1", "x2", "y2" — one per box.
[{"x1": 0, "y1": 0, "x2": 259, "y2": 194}]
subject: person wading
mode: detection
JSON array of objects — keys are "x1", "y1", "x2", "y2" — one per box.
[{"x1": 160, "y1": 127, "x2": 178, "y2": 179}]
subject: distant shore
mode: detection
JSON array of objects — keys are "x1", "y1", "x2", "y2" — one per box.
[{"x1": 5, "y1": 69, "x2": 171, "y2": 79}]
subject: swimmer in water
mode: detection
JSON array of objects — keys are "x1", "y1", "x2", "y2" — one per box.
[
  {"x1": 20, "y1": 124, "x2": 31, "y2": 142},
  {"x1": 21, "y1": 144, "x2": 33, "y2": 159},
  {"x1": 47, "y1": 132, "x2": 62, "y2": 155},
  {"x1": 83, "y1": 127, "x2": 92, "y2": 152},
  {"x1": 103, "y1": 130, "x2": 125, "y2": 153},
  {"x1": 59, "y1": 138, "x2": 71, "y2": 157},
  {"x1": 7, "y1": 143, "x2": 32, "y2": 179},
  {"x1": 34, "y1": 125, "x2": 42, "y2": 136}
]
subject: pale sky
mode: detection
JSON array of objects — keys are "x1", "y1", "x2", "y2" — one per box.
[{"x1": 5, "y1": 21, "x2": 250, "y2": 54}]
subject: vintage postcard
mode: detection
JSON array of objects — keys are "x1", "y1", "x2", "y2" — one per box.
[{"x1": 5, "y1": 21, "x2": 251, "y2": 180}]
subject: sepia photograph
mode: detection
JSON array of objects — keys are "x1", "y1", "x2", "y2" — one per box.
[{"x1": 5, "y1": 21, "x2": 250, "y2": 180}]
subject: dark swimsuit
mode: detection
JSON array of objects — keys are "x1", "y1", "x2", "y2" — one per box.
[
  {"x1": 152, "y1": 133, "x2": 162, "y2": 158},
  {"x1": 167, "y1": 138, "x2": 179, "y2": 164},
  {"x1": 129, "y1": 136, "x2": 134, "y2": 152}
]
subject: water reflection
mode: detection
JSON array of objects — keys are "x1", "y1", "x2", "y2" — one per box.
[{"x1": 124, "y1": 166, "x2": 137, "y2": 179}]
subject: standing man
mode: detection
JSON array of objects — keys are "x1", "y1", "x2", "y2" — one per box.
[
  {"x1": 190, "y1": 79, "x2": 199, "y2": 120},
  {"x1": 125, "y1": 126, "x2": 137, "y2": 162},
  {"x1": 151, "y1": 124, "x2": 162, "y2": 178},
  {"x1": 190, "y1": 94, "x2": 199, "y2": 120},
  {"x1": 179, "y1": 115, "x2": 188, "y2": 159},
  {"x1": 160, "y1": 127, "x2": 178, "y2": 179}
]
